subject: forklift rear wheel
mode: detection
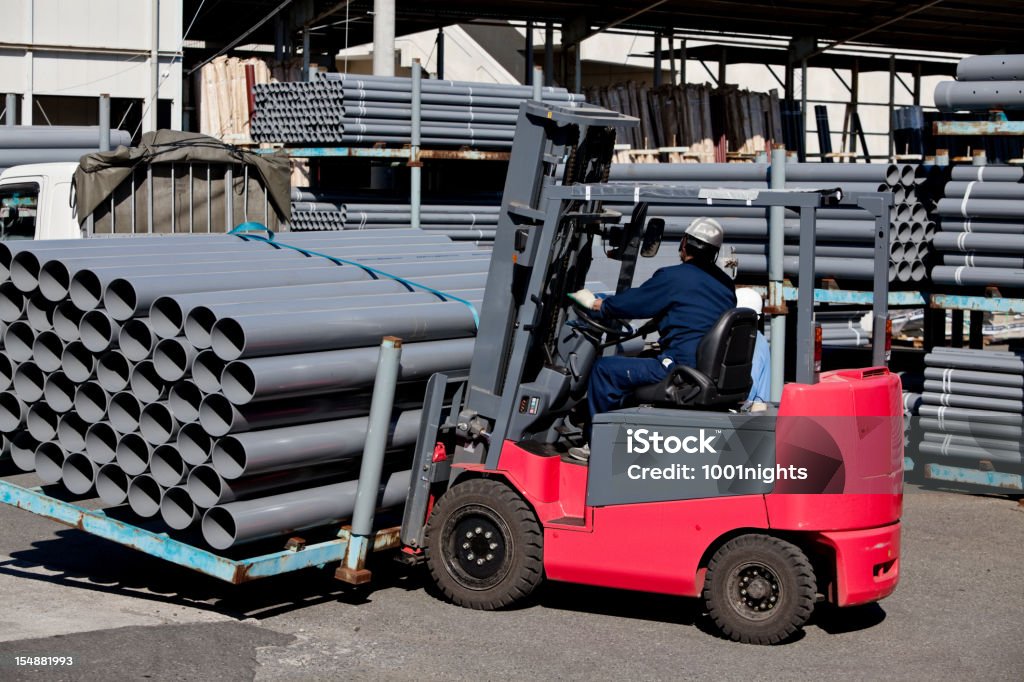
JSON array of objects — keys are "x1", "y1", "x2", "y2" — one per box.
[
  {"x1": 424, "y1": 478, "x2": 544, "y2": 610},
  {"x1": 702, "y1": 534, "x2": 816, "y2": 645}
]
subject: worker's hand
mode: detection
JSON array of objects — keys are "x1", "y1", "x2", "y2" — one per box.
[{"x1": 568, "y1": 288, "x2": 597, "y2": 310}]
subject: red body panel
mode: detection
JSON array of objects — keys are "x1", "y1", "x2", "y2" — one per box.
[{"x1": 453, "y1": 368, "x2": 903, "y2": 604}]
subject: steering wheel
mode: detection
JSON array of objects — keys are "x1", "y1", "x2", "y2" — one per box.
[{"x1": 572, "y1": 305, "x2": 635, "y2": 340}]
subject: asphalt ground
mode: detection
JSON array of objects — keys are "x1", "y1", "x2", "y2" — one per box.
[{"x1": 0, "y1": 465, "x2": 1021, "y2": 681}]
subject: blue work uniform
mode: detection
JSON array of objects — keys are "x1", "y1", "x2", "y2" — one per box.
[
  {"x1": 587, "y1": 260, "x2": 736, "y2": 424},
  {"x1": 747, "y1": 331, "x2": 771, "y2": 403}
]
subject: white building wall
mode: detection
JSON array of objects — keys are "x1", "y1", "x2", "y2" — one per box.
[{"x1": 0, "y1": 0, "x2": 182, "y2": 130}]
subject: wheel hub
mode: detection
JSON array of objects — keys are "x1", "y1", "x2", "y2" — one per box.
[
  {"x1": 730, "y1": 564, "x2": 782, "y2": 620},
  {"x1": 444, "y1": 506, "x2": 511, "y2": 588}
]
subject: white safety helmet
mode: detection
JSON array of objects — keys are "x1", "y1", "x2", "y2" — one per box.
[
  {"x1": 736, "y1": 287, "x2": 764, "y2": 315},
  {"x1": 682, "y1": 217, "x2": 725, "y2": 250}
]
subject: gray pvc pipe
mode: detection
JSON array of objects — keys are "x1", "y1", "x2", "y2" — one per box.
[
  {"x1": 25, "y1": 295, "x2": 55, "y2": 332},
  {"x1": 0, "y1": 355, "x2": 13, "y2": 393},
  {"x1": 32, "y1": 330, "x2": 64, "y2": 372},
  {"x1": 919, "y1": 417, "x2": 1023, "y2": 441},
  {"x1": 147, "y1": 273, "x2": 486, "y2": 340},
  {"x1": 176, "y1": 422, "x2": 213, "y2": 466},
  {"x1": 52, "y1": 302, "x2": 83, "y2": 343},
  {"x1": 9, "y1": 433, "x2": 38, "y2": 472},
  {"x1": 127, "y1": 474, "x2": 164, "y2": 518},
  {"x1": 922, "y1": 379, "x2": 1023, "y2": 401},
  {"x1": 62, "y1": 453, "x2": 98, "y2": 495},
  {"x1": 129, "y1": 360, "x2": 166, "y2": 403},
  {"x1": 0, "y1": 126, "x2": 131, "y2": 148},
  {"x1": 96, "y1": 351, "x2": 133, "y2": 393},
  {"x1": 99, "y1": 255, "x2": 489, "y2": 320},
  {"x1": 942, "y1": 254, "x2": 1024, "y2": 268},
  {"x1": 73, "y1": 381, "x2": 110, "y2": 423},
  {"x1": 43, "y1": 371, "x2": 76, "y2": 413},
  {"x1": 933, "y1": 232, "x2": 1024, "y2": 253},
  {"x1": 13, "y1": 360, "x2": 45, "y2": 402},
  {"x1": 0, "y1": 391, "x2": 27, "y2": 432},
  {"x1": 199, "y1": 391, "x2": 376, "y2": 438},
  {"x1": 109, "y1": 391, "x2": 144, "y2": 435},
  {"x1": 736, "y1": 254, "x2": 877, "y2": 280},
  {"x1": 956, "y1": 54, "x2": 1024, "y2": 82},
  {"x1": 118, "y1": 319, "x2": 155, "y2": 363},
  {"x1": 210, "y1": 300, "x2": 479, "y2": 362},
  {"x1": 0, "y1": 282, "x2": 26, "y2": 323},
  {"x1": 918, "y1": 440, "x2": 1022, "y2": 465},
  {"x1": 187, "y1": 462, "x2": 354, "y2": 508},
  {"x1": 922, "y1": 391, "x2": 1023, "y2": 414},
  {"x1": 139, "y1": 402, "x2": 180, "y2": 446},
  {"x1": 96, "y1": 463, "x2": 130, "y2": 505},
  {"x1": 34, "y1": 442, "x2": 67, "y2": 484},
  {"x1": 78, "y1": 311, "x2": 120, "y2": 354},
  {"x1": 150, "y1": 444, "x2": 188, "y2": 487},
  {"x1": 936, "y1": 198, "x2": 1024, "y2": 219},
  {"x1": 168, "y1": 381, "x2": 204, "y2": 424},
  {"x1": 161, "y1": 486, "x2": 200, "y2": 530},
  {"x1": 944, "y1": 181, "x2": 1024, "y2": 200},
  {"x1": 116, "y1": 432, "x2": 154, "y2": 476},
  {"x1": 221, "y1": 338, "x2": 475, "y2": 405},
  {"x1": 85, "y1": 421, "x2": 120, "y2": 465},
  {"x1": 950, "y1": 166, "x2": 1024, "y2": 182},
  {"x1": 61, "y1": 341, "x2": 97, "y2": 382},
  {"x1": 605, "y1": 162, "x2": 902, "y2": 185},
  {"x1": 932, "y1": 266, "x2": 1024, "y2": 287},
  {"x1": 921, "y1": 431, "x2": 1023, "y2": 454},
  {"x1": 0, "y1": 148, "x2": 101, "y2": 166},
  {"x1": 192, "y1": 350, "x2": 225, "y2": 393},
  {"x1": 201, "y1": 469, "x2": 411, "y2": 550},
  {"x1": 5, "y1": 320, "x2": 36, "y2": 362},
  {"x1": 57, "y1": 413, "x2": 89, "y2": 454},
  {"x1": 213, "y1": 409, "x2": 421, "y2": 480},
  {"x1": 152, "y1": 338, "x2": 197, "y2": 383},
  {"x1": 26, "y1": 402, "x2": 59, "y2": 442},
  {"x1": 935, "y1": 80, "x2": 1024, "y2": 112},
  {"x1": 923, "y1": 366, "x2": 1023, "y2": 388}
]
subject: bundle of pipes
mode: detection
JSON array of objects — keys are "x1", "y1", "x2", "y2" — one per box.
[
  {"x1": 251, "y1": 74, "x2": 584, "y2": 149},
  {"x1": 0, "y1": 126, "x2": 133, "y2": 171},
  {"x1": 290, "y1": 200, "x2": 500, "y2": 236},
  {"x1": 0, "y1": 230, "x2": 492, "y2": 550},
  {"x1": 935, "y1": 54, "x2": 1024, "y2": 113},
  {"x1": 604, "y1": 162, "x2": 934, "y2": 284},
  {"x1": 916, "y1": 348, "x2": 1024, "y2": 471},
  {"x1": 931, "y1": 166, "x2": 1024, "y2": 289}
]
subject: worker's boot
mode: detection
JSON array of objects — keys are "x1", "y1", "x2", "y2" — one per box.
[{"x1": 567, "y1": 445, "x2": 591, "y2": 461}]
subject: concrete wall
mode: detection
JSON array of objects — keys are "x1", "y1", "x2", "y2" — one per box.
[{"x1": 0, "y1": 0, "x2": 183, "y2": 131}]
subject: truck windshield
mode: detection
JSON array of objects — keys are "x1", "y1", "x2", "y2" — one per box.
[{"x1": 0, "y1": 182, "x2": 40, "y2": 240}]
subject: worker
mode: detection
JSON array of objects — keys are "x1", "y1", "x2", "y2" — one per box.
[
  {"x1": 736, "y1": 287, "x2": 771, "y2": 407},
  {"x1": 568, "y1": 217, "x2": 735, "y2": 460}
]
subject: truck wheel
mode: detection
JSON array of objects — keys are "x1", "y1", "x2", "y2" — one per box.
[
  {"x1": 702, "y1": 534, "x2": 816, "y2": 645},
  {"x1": 424, "y1": 478, "x2": 544, "y2": 610}
]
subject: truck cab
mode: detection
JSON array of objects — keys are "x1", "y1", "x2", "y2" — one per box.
[{"x1": 0, "y1": 163, "x2": 81, "y2": 241}]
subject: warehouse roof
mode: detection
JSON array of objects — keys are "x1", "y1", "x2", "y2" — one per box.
[{"x1": 184, "y1": 1, "x2": 1024, "y2": 67}]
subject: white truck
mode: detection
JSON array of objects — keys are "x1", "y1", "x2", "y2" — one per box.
[{"x1": 0, "y1": 163, "x2": 80, "y2": 240}]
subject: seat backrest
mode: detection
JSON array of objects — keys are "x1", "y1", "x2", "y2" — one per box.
[{"x1": 695, "y1": 308, "x2": 759, "y2": 395}]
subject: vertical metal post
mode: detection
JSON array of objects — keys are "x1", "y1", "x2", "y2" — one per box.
[
  {"x1": 951, "y1": 310, "x2": 964, "y2": 348},
  {"x1": 437, "y1": 27, "x2": 445, "y2": 79},
  {"x1": 301, "y1": 26, "x2": 310, "y2": 81},
  {"x1": 680, "y1": 39, "x2": 687, "y2": 84},
  {"x1": 574, "y1": 43, "x2": 582, "y2": 93},
  {"x1": 768, "y1": 145, "x2": 786, "y2": 402},
  {"x1": 533, "y1": 67, "x2": 543, "y2": 101},
  {"x1": 795, "y1": 204, "x2": 816, "y2": 385},
  {"x1": 544, "y1": 22, "x2": 554, "y2": 87},
  {"x1": 850, "y1": 60, "x2": 860, "y2": 156},
  {"x1": 525, "y1": 21, "x2": 533, "y2": 85},
  {"x1": 149, "y1": 0, "x2": 160, "y2": 133},
  {"x1": 372, "y1": 0, "x2": 396, "y2": 76},
  {"x1": 913, "y1": 63, "x2": 922, "y2": 105},
  {"x1": 225, "y1": 165, "x2": 234, "y2": 231},
  {"x1": 968, "y1": 311, "x2": 984, "y2": 349},
  {"x1": 668, "y1": 31, "x2": 676, "y2": 85},
  {"x1": 4, "y1": 94, "x2": 15, "y2": 126},
  {"x1": 350, "y1": 336, "x2": 403, "y2": 536},
  {"x1": 888, "y1": 54, "x2": 896, "y2": 160},
  {"x1": 869, "y1": 196, "x2": 890, "y2": 367},
  {"x1": 98, "y1": 94, "x2": 111, "y2": 152},
  {"x1": 146, "y1": 165, "x2": 154, "y2": 234},
  {"x1": 718, "y1": 48, "x2": 727, "y2": 88},
  {"x1": 410, "y1": 60, "x2": 422, "y2": 230},
  {"x1": 799, "y1": 58, "x2": 808, "y2": 162},
  {"x1": 653, "y1": 32, "x2": 662, "y2": 87}
]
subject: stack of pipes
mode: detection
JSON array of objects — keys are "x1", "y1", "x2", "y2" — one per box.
[
  {"x1": 935, "y1": 55, "x2": 1024, "y2": 113},
  {"x1": 251, "y1": 74, "x2": 584, "y2": 149},
  {"x1": 290, "y1": 189, "x2": 499, "y2": 240},
  {"x1": 916, "y1": 348, "x2": 1024, "y2": 470},
  {"x1": 604, "y1": 162, "x2": 933, "y2": 284},
  {"x1": 0, "y1": 127, "x2": 132, "y2": 172},
  {"x1": 931, "y1": 166, "x2": 1024, "y2": 288},
  {"x1": 0, "y1": 231, "x2": 491, "y2": 549}
]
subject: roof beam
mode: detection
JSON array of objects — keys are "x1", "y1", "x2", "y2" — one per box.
[{"x1": 807, "y1": 0, "x2": 947, "y2": 60}]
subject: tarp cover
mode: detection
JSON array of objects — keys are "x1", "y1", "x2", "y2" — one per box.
[{"x1": 74, "y1": 130, "x2": 291, "y2": 224}]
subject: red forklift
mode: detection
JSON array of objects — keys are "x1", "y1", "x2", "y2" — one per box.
[{"x1": 400, "y1": 102, "x2": 903, "y2": 644}]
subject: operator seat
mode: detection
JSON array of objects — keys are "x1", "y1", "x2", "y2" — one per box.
[{"x1": 633, "y1": 308, "x2": 758, "y2": 409}]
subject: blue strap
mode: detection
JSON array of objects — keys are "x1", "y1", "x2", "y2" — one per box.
[{"x1": 229, "y1": 222, "x2": 480, "y2": 328}]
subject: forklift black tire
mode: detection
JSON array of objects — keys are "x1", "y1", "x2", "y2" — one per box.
[
  {"x1": 702, "y1": 534, "x2": 816, "y2": 645},
  {"x1": 424, "y1": 478, "x2": 544, "y2": 610}
]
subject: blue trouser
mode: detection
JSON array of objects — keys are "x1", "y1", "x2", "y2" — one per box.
[{"x1": 586, "y1": 356, "x2": 671, "y2": 440}]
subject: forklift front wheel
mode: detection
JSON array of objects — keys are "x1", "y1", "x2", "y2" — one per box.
[
  {"x1": 424, "y1": 478, "x2": 544, "y2": 610},
  {"x1": 702, "y1": 534, "x2": 816, "y2": 645}
]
